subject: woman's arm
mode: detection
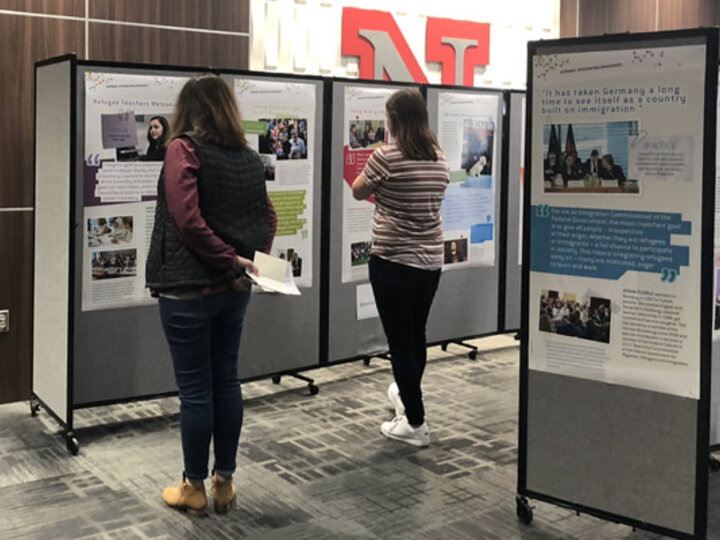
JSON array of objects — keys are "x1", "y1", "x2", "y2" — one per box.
[
  {"x1": 352, "y1": 173, "x2": 376, "y2": 200},
  {"x1": 164, "y1": 138, "x2": 237, "y2": 270}
]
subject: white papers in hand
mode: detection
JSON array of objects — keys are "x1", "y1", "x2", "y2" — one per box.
[{"x1": 246, "y1": 251, "x2": 301, "y2": 295}]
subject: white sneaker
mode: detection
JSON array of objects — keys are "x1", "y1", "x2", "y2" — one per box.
[
  {"x1": 380, "y1": 415, "x2": 430, "y2": 447},
  {"x1": 387, "y1": 382, "x2": 405, "y2": 417}
]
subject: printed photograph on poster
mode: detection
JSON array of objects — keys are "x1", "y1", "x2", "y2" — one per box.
[
  {"x1": 351, "y1": 241, "x2": 372, "y2": 267},
  {"x1": 91, "y1": 249, "x2": 137, "y2": 280},
  {"x1": 542, "y1": 121, "x2": 640, "y2": 193},
  {"x1": 348, "y1": 120, "x2": 387, "y2": 149},
  {"x1": 277, "y1": 248, "x2": 303, "y2": 277},
  {"x1": 444, "y1": 238, "x2": 468, "y2": 264},
  {"x1": 260, "y1": 154, "x2": 276, "y2": 181},
  {"x1": 539, "y1": 290, "x2": 611, "y2": 344},
  {"x1": 99, "y1": 112, "x2": 173, "y2": 162},
  {"x1": 87, "y1": 216, "x2": 134, "y2": 246},
  {"x1": 258, "y1": 118, "x2": 308, "y2": 159},
  {"x1": 461, "y1": 119, "x2": 493, "y2": 176}
]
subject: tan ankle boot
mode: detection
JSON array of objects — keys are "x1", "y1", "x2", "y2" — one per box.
[
  {"x1": 211, "y1": 473, "x2": 236, "y2": 514},
  {"x1": 163, "y1": 476, "x2": 207, "y2": 516}
]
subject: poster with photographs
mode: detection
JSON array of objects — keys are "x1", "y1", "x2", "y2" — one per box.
[
  {"x1": 341, "y1": 85, "x2": 395, "y2": 283},
  {"x1": 234, "y1": 77, "x2": 316, "y2": 288},
  {"x1": 82, "y1": 71, "x2": 188, "y2": 311},
  {"x1": 527, "y1": 43, "x2": 708, "y2": 399},
  {"x1": 436, "y1": 91, "x2": 500, "y2": 271}
]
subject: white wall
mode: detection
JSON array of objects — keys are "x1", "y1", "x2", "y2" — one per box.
[{"x1": 250, "y1": 0, "x2": 560, "y2": 88}]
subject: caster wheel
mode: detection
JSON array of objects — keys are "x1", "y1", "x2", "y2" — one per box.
[
  {"x1": 271, "y1": 376, "x2": 281, "y2": 384},
  {"x1": 363, "y1": 358, "x2": 371, "y2": 366},
  {"x1": 66, "y1": 433, "x2": 80, "y2": 456},
  {"x1": 441, "y1": 343, "x2": 448, "y2": 352},
  {"x1": 468, "y1": 350, "x2": 477, "y2": 360},
  {"x1": 30, "y1": 399, "x2": 40, "y2": 417},
  {"x1": 516, "y1": 496, "x2": 533, "y2": 524},
  {"x1": 309, "y1": 384, "x2": 319, "y2": 396}
]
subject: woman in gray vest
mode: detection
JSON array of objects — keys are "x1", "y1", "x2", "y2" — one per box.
[{"x1": 146, "y1": 75, "x2": 276, "y2": 516}]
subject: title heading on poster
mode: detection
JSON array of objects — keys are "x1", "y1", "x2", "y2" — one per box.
[
  {"x1": 91, "y1": 98, "x2": 175, "y2": 109},
  {"x1": 540, "y1": 85, "x2": 687, "y2": 117}
]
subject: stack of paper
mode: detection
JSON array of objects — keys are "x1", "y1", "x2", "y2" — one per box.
[{"x1": 246, "y1": 251, "x2": 301, "y2": 295}]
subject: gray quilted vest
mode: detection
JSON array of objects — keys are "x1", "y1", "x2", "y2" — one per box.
[{"x1": 145, "y1": 133, "x2": 269, "y2": 291}]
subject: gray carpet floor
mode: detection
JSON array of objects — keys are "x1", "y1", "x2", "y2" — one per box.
[{"x1": 0, "y1": 334, "x2": 717, "y2": 539}]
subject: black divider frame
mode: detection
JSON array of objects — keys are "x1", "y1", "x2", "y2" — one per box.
[
  {"x1": 498, "y1": 90, "x2": 511, "y2": 332},
  {"x1": 518, "y1": 28, "x2": 718, "y2": 539}
]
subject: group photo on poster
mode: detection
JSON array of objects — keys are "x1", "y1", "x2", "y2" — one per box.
[
  {"x1": 234, "y1": 77, "x2": 317, "y2": 288},
  {"x1": 341, "y1": 85, "x2": 396, "y2": 283},
  {"x1": 542, "y1": 121, "x2": 640, "y2": 193},
  {"x1": 528, "y1": 44, "x2": 707, "y2": 399},
  {"x1": 435, "y1": 91, "x2": 500, "y2": 270},
  {"x1": 82, "y1": 72, "x2": 188, "y2": 311}
]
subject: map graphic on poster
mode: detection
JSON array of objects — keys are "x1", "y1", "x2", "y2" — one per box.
[
  {"x1": 528, "y1": 44, "x2": 707, "y2": 399},
  {"x1": 234, "y1": 77, "x2": 316, "y2": 288},
  {"x1": 436, "y1": 91, "x2": 499, "y2": 270},
  {"x1": 82, "y1": 71, "x2": 188, "y2": 312},
  {"x1": 341, "y1": 86, "x2": 395, "y2": 283}
]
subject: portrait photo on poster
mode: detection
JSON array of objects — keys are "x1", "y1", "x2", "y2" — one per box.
[
  {"x1": 542, "y1": 121, "x2": 640, "y2": 194},
  {"x1": 539, "y1": 290, "x2": 611, "y2": 344}
]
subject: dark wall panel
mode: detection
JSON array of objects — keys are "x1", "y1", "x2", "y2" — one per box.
[
  {"x1": 559, "y1": 0, "x2": 578, "y2": 38},
  {"x1": 0, "y1": 0, "x2": 84, "y2": 16},
  {"x1": 0, "y1": 212, "x2": 33, "y2": 403},
  {"x1": 90, "y1": 0, "x2": 249, "y2": 33},
  {"x1": 0, "y1": 15, "x2": 83, "y2": 208},
  {"x1": 88, "y1": 23, "x2": 249, "y2": 70},
  {"x1": 657, "y1": 0, "x2": 720, "y2": 31},
  {"x1": 577, "y1": 0, "x2": 657, "y2": 36}
]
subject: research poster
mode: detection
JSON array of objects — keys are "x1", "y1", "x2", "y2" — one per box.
[
  {"x1": 341, "y1": 85, "x2": 395, "y2": 283},
  {"x1": 82, "y1": 71, "x2": 188, "y2": 311},
  {"x1": 234, "y1": 77, "x2": 316, "y2": 287},
  {"x1": 435, "y1": 91, "x2": 499, "y2": 270},
  {"x1": 528, "y1": 43, "x2": 708, "y2": 398}
]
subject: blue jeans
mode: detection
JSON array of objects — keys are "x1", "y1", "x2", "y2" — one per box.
[
  {"x1": 159, "y1": 289, "x2": 251, "y2": 480},
  {"x1": 369, "y1": 255, "x2": 441, "y2": 426}
]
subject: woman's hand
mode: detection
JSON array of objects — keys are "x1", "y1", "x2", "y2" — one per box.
[{"x1": 235, "y1": 255, "x2": 259, "y2": 276}]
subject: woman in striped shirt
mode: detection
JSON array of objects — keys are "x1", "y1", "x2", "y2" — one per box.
[{"x1": 352, "y1": 88, "x2": 449, "y2": 447}]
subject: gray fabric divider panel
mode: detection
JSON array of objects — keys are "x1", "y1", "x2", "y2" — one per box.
[
  {"x1": 504, "y1": 92, "x2": 523, "y2": 332},
  {"x1": 327, "y1": 81, "x2": 392, "y2": 362},
  {"x1": 228, "y1": 75, "x2": 323, "y2": 380},
  {"x1": 527, "y1": 370, "x2": 697, "y2": 534},
  {"x1": 34, "y1": 60, "x2": 73, "y2": 422},
  {"x1": 425, "y1": 87, "x2": 501, "y2": 342},
  {"x1": 72, "y1": 67, "x2": 323, "y2": 405}
]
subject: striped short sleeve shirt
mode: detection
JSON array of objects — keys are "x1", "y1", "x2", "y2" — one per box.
[{"x1": 362, "y1": 143, "x2": 449, "y2": 270}]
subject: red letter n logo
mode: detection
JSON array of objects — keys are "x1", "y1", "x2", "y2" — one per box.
[
  {"x1": 341, "y1": 7, "x2": 428, "y2": 83},
  {"x1": 426, "y1": 17, "x2": 490, "y2": 86}
]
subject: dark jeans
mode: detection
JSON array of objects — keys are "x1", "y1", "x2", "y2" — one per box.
[
  {"x1": 159, "y1": 288, "x2": 251, "y2": 480},
  {"x1": 369, "y1": 255, "x2": 441, "y2": 426}
]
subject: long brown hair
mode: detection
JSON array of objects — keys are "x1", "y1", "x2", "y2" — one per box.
[
  {"x1": 385, "y1": 88, "x2": 438, "y2": 161},
  {"x1": 169, "y1": 74, "x2": 247, "y2": 148}
]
